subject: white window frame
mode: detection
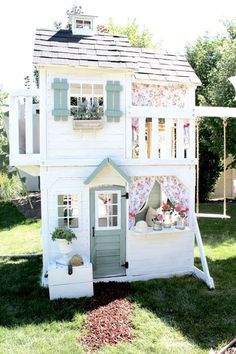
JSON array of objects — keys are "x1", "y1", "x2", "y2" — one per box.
[
  {"x1": 95, "y1": 190, "x2": 121, "y2": 231},
  {"x1": 57, "y1": 193, "x2": 80, "y2": 229},
  {"x1": 69, "y1": 82, "x2": 105, "y2": 118}
]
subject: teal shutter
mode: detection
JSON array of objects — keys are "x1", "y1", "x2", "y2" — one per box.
[
  {"x1": 105, "y1": 81, "x2": 122, "y2": 122},
  {"x1": 51, "y1": 78, "x2": 70, "y2": 121}
]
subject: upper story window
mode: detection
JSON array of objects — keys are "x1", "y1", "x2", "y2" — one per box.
[
  {"x1": 70, "y1": 83, "x2": 104, "y2": 120},
  {"x1": 57, "y1": 194, "x2": 79, "y2": 228},
  {"x1": 76, "y1": 19, "x2": 92, "y2": 30}
]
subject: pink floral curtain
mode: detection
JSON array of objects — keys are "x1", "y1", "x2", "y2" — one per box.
[
  {"x1": 129, "y1": 176, "x2": 189, "y2": 229},
  {"x1": 129, "y1": 177, "x2": 155, "y2": 228},
  {"x1": 156, "y1": 176, "x2": 189, "y2": 211}
]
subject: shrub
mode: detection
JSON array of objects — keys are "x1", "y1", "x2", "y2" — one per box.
[{"x1": 0, "y1": 173, "x2": 23, "y2": 201}]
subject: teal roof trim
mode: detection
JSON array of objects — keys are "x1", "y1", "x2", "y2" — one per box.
[{"x1": 84, "y1": 158, "x2": 131, "y2": 185}]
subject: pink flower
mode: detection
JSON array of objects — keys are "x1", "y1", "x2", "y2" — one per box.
[{"x1": 175, "y1": 204, "x2": 182, "y2": 213}]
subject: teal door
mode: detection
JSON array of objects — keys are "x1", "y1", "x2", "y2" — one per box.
[{"x1": 90, "y1": 186, "x2": 126, "y2": 278}]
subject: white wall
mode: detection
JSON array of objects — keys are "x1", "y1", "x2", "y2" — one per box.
[{"x1": 41, "y1": 67, "x2": 130, "y2": 161}]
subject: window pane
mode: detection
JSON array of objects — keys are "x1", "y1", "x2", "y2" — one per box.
[
  {"x1": 69, "y1": 218, "x2": 78, "y2": 228},
  {"x1": 58, "y1": 218, "x2": 67, "y2": 227},
  {"x1": 84, "y1": 21, "x2": 91, "y2": 29},
  {"x1": 71, "y1": 207, "x2": 78, "y2": 217},
  {"x1": 98, "y1": 97, "x2": 104, "y2": 107},
  {"x1": 70, "y1": 97, "x2": 77, "y2": 106},
  {"x1": 57, "y1": 195, "x2": 64, "y2": 205},
  {"x1": 58, "y1": 207, "x2": 66, "y2": 217},
  {"x1": 109, "y1": 216, "x2": 117, "y2": 227},
  {"x1": 94, "y1": 84, "x2": 103, "y2": 95},
  {"x1": 71, "y1": 107, "x2": 78, "y2": 116},
  {"x1": 111, "y1": 204, "x2": 118, "y2": 215},
  {"x1": 76, "y1": 20, "x2": 83, "y2": 29},
  {"x1": 71, "y1": 84, "x2": 81, "y2": 95},
  {"x1": 98, "y1": 217, "x2": 107, "y2": 227},
  {"x1": 82, "y1": 84, "x2": 92, "y2": 95},
  {"x1": 112, "y1": 193, "x2": 118, "y2": 203}
]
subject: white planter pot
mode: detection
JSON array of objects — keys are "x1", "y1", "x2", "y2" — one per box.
[{"x1": 55, "y1": 239, "x2": 73, "y2": 255}]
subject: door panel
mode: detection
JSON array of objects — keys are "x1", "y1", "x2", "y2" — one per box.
[{"x1": 90, "y1": 186, "x2": 126, "y2": 278}]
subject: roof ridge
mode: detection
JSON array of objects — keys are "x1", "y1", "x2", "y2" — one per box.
[{"x1": 35, "y1": 28, "x2": 129, "y2": 38}]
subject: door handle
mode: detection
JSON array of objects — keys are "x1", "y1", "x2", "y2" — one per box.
[{"x1": 92, "y1": 226, "x2": 95, "y2": 237}]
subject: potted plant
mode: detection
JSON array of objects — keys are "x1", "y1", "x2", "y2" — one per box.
[{"x1": 51, "y1": 227, "x2": 77, "y2": 255}]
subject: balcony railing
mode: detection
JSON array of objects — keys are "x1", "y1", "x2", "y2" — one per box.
[
  {"x1": 126, "y1": 106, "x2": 196, "y2": 161},
  {"x1": 9, "y1": 89, "x2": 40, "y2": 166}
]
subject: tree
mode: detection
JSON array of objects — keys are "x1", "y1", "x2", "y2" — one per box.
[
  {"x1": 106, "y1": 18, "x2": 155, "y2": 48},
  {"x1": 187, "y1": 20, "x2": 236, "y2": 201},
  {"x1": 0, "y1": 92, "x2": 24, "y2": 201}
]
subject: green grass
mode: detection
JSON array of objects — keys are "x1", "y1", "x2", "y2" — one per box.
[
  {"x1": 0, "y1": 202, "x2": 42, "y2": 255},
  {"x1": 0, "y1": 202, "x2": 235, "y2": 353}
]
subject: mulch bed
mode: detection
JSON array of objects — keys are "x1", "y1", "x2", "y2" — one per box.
[
  {"x1": 13, "y1": 192, "x2": 41, "y2": 220},
  {"x1": 80, "y1": 282, "x2": 134, "y2": 352}
]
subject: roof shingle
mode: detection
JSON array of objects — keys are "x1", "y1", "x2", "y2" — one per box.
[{"x1": 33, "y1": 29, "x2": 201, "y2": 85}]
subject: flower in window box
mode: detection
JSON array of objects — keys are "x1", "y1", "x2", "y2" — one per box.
[{"x1": 73, "y1": 100, "x2": 103, "y2": 121}]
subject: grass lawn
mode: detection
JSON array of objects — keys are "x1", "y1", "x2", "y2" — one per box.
[
  {"x1": 0, "y1": 202, "x2": 42, "y2": 255},
  {"x1": 0, "y1": 202, "x2": 235, "y2": 353}
]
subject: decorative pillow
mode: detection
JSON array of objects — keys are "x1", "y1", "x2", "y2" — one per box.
[{"x1": 145, "y1": 207, "x2": 157, "y2": 227}]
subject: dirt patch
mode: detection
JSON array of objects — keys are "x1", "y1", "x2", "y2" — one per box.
[
  {"x1": 13, "y1": 192, "x2": 41, "y2": 220},
  {"x1": 80, "y1": 282, "x2": 134, "y2": 352}
]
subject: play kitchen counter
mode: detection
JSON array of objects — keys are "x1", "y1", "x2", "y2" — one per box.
[{"x1": 126, "y1": 228, "x2": 194, "y2": 278}]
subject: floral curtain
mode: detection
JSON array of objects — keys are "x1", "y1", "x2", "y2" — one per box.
[
  {"x1": 129, "y1": 176, "x2": 189, "y2": 229},
  {"x1": 156, "y1": 176, "x2": 189, "y2": 210},
  {"x1": 132, "y1": 83, "x2": 187, "y2": 108},
  {"x1": 129, "y1": 177, "x2": 155, "y2": 228}
]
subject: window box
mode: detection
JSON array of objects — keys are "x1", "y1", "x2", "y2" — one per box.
[{"x1": 72, "y1": 116, "x2": 105, "y2": 129}]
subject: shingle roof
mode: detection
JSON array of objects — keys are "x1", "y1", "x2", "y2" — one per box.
[{"x1": 33, "y1": 29, "x2": 201, "y2": 85}]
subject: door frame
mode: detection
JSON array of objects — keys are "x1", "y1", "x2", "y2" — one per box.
[{"x1": 89, "y1": 185, "x2": 127, "y2": 278}]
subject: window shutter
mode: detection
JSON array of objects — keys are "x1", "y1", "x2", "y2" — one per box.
[
  {"x1": 51, "y1": 78, "x2": 70, "y2": 121},
  {"x1": 105, "y1": 80, "x2": 122, "y2": 122}
]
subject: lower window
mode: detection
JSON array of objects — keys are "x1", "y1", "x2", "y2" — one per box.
[{"x1": 57, "y1": 194, "x2": 79, "y2": 228}]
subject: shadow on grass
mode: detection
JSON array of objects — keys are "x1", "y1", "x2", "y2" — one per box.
[
  {"x1": 0, "y1": 256, "x2": 89, "y2": 327},
  {"x1": 131, "y1": 256, "x2": 236, "y2": 350},
  {"x1": 198, "y1": 202, "x2": 236, "y2": 247},
  {"x1": 0, "y1": 201, "x2": 36, "y2": 230}
]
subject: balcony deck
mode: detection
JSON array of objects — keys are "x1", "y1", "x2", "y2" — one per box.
[{"x1": 10, "y1": 91, "x2": 236, "y2": 171}]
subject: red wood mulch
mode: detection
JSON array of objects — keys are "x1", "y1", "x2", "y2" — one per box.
[{"x1": 79, "y1": 282, "x2": 134, "y2": 352}]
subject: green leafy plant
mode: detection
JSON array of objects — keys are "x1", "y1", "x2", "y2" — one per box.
[{"x1": 51, "y1": 227, "x2": 77, "y2": 243}]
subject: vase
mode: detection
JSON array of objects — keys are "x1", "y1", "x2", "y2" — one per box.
[
  {"x1": 153, "y1": 221, "x2": 162, "y2": 231},
  {"x1": 175, "y1": 216, "x2": 185, "y2": 230},
  {"x1": 55, "y1": 239, "x2": 73, "y2": 255},
  {"x1": 163, "y1": 212, "x2": 172, "y2": 228}
]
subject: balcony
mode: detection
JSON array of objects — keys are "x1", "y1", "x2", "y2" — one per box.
[
  {"x1": 9, "y1": 89, "x2": 40, "y2": 173},
  {"x1": 126, "y1": 106, "x2": 196, "y2": 163}
]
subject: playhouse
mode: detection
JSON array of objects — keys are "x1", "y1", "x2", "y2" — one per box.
[{"x1": 9, "y1": 10, "x2": 236, "y2": 299}]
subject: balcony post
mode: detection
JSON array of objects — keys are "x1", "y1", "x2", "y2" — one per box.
[
  {"x1": 9, "y1": 96, "x2": 19, "y2": 157},
  {"x1": 25, "y1": 96, "x2": 33, "y2": 154}
]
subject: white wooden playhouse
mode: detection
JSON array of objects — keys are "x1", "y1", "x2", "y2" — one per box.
[{"x1": 9, "y1": 10, "x2": 229, "y2": 299}]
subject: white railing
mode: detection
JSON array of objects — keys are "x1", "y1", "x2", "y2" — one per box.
[
  {"x1": 9, "y1": 89, "x2": 40, "y2": 165},
  {"x1": 127, "y1": 106, "x2": 196, "y2": 160}
]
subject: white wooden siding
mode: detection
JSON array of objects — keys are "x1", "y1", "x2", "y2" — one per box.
[{"x1": 126, "y1": 230, "x2": 194, "y2": 276}]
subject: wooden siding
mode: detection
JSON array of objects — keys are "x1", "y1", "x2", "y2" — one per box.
[{"x1": 126, "y1": 229, "x2": 194, "y2": 276}]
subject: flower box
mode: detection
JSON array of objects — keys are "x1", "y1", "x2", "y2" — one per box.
[{"x1": 72, "y1": 118, "x2": 104, "y2": 129}]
